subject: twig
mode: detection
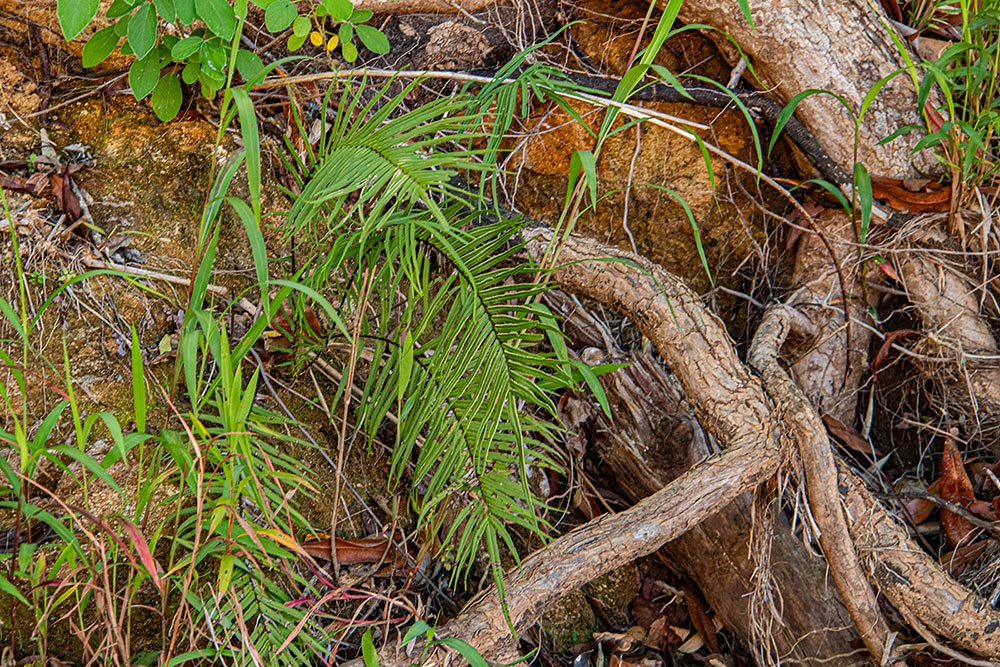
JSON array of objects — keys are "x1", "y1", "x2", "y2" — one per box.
[{"x1": 81, "y1": 257, "x2": 230, "y2": 296}]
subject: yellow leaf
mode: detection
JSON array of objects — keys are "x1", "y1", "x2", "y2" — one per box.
[
  {"x1": 309, "y1": 31, "x2": 324, "y2": 47},
  {"x1": 326, "y1": 34, "x2": 340, "y2": 51}
]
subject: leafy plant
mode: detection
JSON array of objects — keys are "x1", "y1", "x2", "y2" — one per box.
[
  {"x1": 910, "y1": 4, "x2": 1000, "y2": 190},
  {"x1": 265, "y1": 0, "x2": 390, "y2": 61},
  {"x1": 57, "y1": 0, "x2": 389, "y2": 121},
  {"x1": 277, "y1": 75, "x2": 582, "y2": 599}
]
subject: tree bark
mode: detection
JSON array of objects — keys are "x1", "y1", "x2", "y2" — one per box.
[{"x1": 675, "y1": 0, "x2": 936, "y2": 179}]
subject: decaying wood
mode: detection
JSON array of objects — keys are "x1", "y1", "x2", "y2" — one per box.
[{"x1": 674, "y1": 0, "x2": 936, "y2": 179}]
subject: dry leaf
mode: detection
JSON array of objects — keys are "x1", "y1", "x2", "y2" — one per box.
[
  {"x1": 822, "y1": 414, "x2": 873, "y2": 455},
  {"x1": 872, "y1": 329, "x2": 919, "y2": 374},
  {"x1": 870, "y1": 175, "x2": 951, "y2": 213},
  {"x1": 942, "y1": 539, "x2": 990, "y2": 577},
  {"x1": 940, "y1": 438, "x2": 977, "y2": 547},
  {"x1": 904, "y1": 478, "x2": 939, "y2": 524},
  {"x1": 682, "y1": 584, "x2": 718, "y2": 654},
  {"x1": 299, "y1": 535, "x2": 403, "y2": 566}
]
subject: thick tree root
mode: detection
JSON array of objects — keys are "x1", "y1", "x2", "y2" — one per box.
[
  {"x1": 379, "y1": 226, "x2": 1000, "y2": 667},
  {"x1": 749, "y1": 304, "x2": 892, "y2": 662}
]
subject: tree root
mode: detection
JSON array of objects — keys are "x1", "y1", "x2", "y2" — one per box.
[
  {"x1": 380, "y1": 225, "x2": 1000, "y2": 666},
  {"x1": 749, "y1": 304, "x2": 893, "y2": 662}
]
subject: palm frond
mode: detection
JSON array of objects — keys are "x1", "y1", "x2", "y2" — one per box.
[{"x1": 282, "y1": 76, "x2": 578, "y2": 592}]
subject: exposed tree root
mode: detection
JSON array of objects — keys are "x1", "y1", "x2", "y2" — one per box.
[
  {"x1": 354, "y1": 0, "x2": 496, "y2": 13},
  {"x1": 380, "y1": 224, "x2": 1000, "y2": 666},
  {"x1": 748, "y1": 304, "x2": 892, "y2": 662},
  {"x1": 841, "y1": 464, "x2": 1000, "y2": 660},
  {"x1": 546, "y1": 292, "x2": 864, "y2": 666}
]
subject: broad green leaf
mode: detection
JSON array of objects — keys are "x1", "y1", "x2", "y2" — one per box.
[
  {"x1": 351, "y1": 8, "x2": 373, "y2": 22},
  {"x1": 355, "y1": 25, "x2": 389, "y2": 54},
  {"x1": 323, "y1": 0, "x2": 353, "y2": 22},
  {"x1": 107, "y1": 0, "x2": 134, "y2": 19},
  {"x1": 127, "y1": 2, "x2": 158, "y2": 59},
  {"x1": 153, "y1": 0, "x2": 176, "y2": 22},
  {"x1": 338, "y1": 22, "x2": 353, "y2": 44},
  {"x1": 264, "y1": 0, "x2": 297, "y2": 32},
  {"x1": 200, "y1": 42, "x2": 227, "y2": 75},
  {"x1": 199, "y1": 69, "x2": 225, "y2": 97},
  {"x1": 171, "y1": 35, "x2": 202, "y2": 59},
  {"x1": 151, "y1": 73, "x2": 183, "y2": 121},
  {"x1": 129, "y1": 49, "x2": 161, "y2": 99},
  {"x1": 195, "y1": 0, "x2": 236, "y2": 40},
  {"x1": 175, "y1": 0, "x2": 195, "y2": 23},
  {"x1": 291, "y1": 15, "x2": 311, "y2": 37},
  {"x1": 341, "y1": 39, "x2": 357, "y2": 62},
  {"x1": 82, "y1": 25, "x2": 121, "y2": 67},
  {"x1": 181, "y1": 60, "x2": 201, "y2": 84},
  {"x1": 57, "y1": 0, "x2": 100, "y2": 40},
  {"x1": 115, "y1": 13, "x2": 131, "y2": 37},
  {"x1": 235, "y1": 48, "x2": 263, "y2": 81},
  {"x1": 286, "y1": 32, "x2": 307, "y2": 51}
]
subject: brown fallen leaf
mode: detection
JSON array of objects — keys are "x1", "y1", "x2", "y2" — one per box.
[
  {"x1": 682, "y1": 584, "x2": 718, "y2": 654},
  {"x1": 872, "y1": 329, "x2": 920, "y2": 375},
  {"x1": 870, "y1": 175, "x2": 951, "y2": 213},
  {"x1": 904, "y1": 478, "x2": 940, "y2": 524},
  {"x1": 51, "y1": 167, "x2": 83, "y2": 223},
  {"x1": 299, "y1": 535, "x2": 404, "y2": 566},
  {"x1": 822, "y1": 413, "x2": 874, "y2": 455},
  {"x1": 942, "y1": 539, "x2": 990, "y2": 578},
  {"x1": 940, "y1": 437, "x2": 977, "y2": 548}
]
